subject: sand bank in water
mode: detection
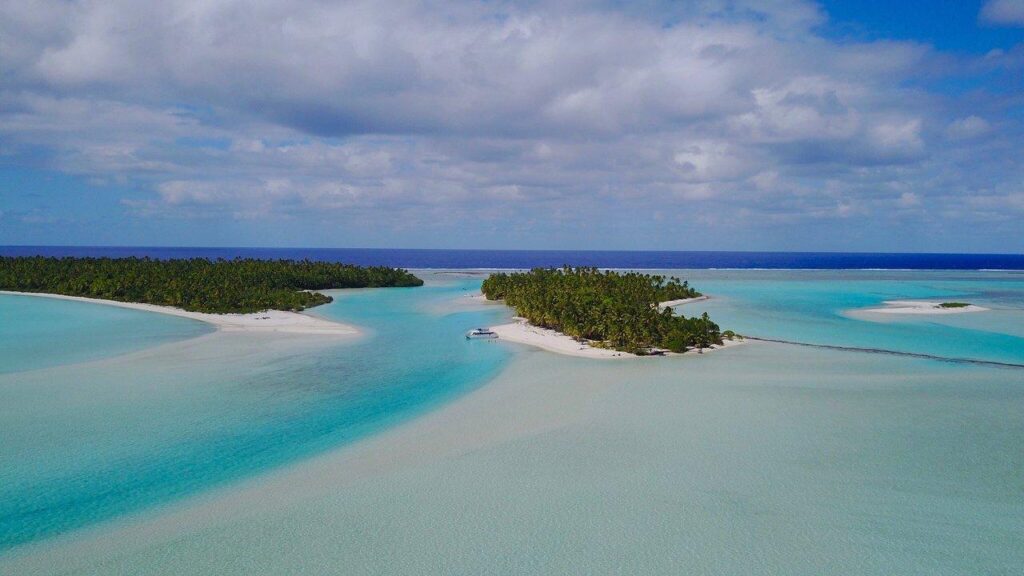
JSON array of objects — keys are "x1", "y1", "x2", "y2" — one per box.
[
  {"x1": 859, "y1": 300, "x2": 989, "y2": 315},
  {"x1": 0, "y1": 291, "x2": 359, "y2": 336},
  {"x1": 489, "y1": 318, "x2": 744, "y2": 359},
  {"x1": 657, "y1": 295, "x2": 709, "y2": 308}
]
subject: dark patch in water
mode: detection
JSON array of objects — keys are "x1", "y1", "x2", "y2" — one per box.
[{"x1": 748, "y1": 337, "x2": 1024, "y2": 370}]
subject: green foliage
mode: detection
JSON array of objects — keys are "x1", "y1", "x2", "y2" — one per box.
[
  {"x1": 0, "y1": 257, "x2": 423, "y2": 313},
  {"x1": 481, "y1": 267, "x2": 723, "y2": 354},
  {"x1": 938, "y1": 302, "x2": 970, "y2": 308}
]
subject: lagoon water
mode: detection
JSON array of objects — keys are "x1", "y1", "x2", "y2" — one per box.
[
  {"x1": 676, "y1": 270, "x2": 1024, "y2": 365},
  {"x1": 0, "y1": 294, "x2": 211, "y2": 374},
  {"x1": 0, "y1": 279, "x2": 510, "y2": 549},
  {"x1": 1, "y1": 269, "x2": 1023, "y2": 574}
]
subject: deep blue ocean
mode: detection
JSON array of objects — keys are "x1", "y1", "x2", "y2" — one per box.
[{"x1": 2, "y1": 246, "x2": 1023, "y2": 269}]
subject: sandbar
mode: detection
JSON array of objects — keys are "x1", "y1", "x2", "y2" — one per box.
[
  {"x1": 489, "y1": 318, "x2": 744, "y2": 359},
  {"x1": 657, "y1": 295, "x2": 709, "y2": 308},
  {"x1": 0, "y1": 291, "x2": 359, "y2": 336},
  {"x1": 859, "y1": 300, "x2": 989, "y2": 315}
]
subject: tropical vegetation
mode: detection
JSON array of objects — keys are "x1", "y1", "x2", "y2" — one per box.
[
  {"x1": 481, "y1": 267, "x2": 728, "y2": 354},
  {"x1": 938, "y1": 302, "x2": 970, "y2": 308},
  {"x1": 0, "y1": 256, "x2": 423, "y2": 313}
]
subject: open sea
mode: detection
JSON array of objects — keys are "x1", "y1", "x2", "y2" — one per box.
[
  {"x1": 3, "y1": 245, "x2": 1024, "y2": 270},
  {"x1": 1, "y1": 247, "x2": 1022, "y2": 574}
]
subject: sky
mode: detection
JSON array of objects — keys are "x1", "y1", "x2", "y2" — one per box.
[{"x1": 1, "y1": 0, "x2": 1022, "y2": 252}]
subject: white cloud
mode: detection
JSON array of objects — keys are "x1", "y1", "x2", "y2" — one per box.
[
  {"x1": 946, "y1": 116, "x2": 992, "y2": 140},
  {"x1": 0, "y1": 0, "x2": 1020, "y2": 249},
  {"x1": 157, "y1": 181, "x2": 228, "y2": 206},
  {"x1": 981, "y1": 0, "x2": 1024, "y2": 26},
  {"x1": 966, "y1": 192, "x2": 1024, "y2": 214},
  {"x1": 869, "y1": 119, "x2": 924, "y2": 155},
  {"x1": 0, "y1": 0, "x2": 929, "y2": 142}
]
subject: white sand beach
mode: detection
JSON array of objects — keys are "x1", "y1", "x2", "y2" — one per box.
[
  {"x1": 489, "y1": 320, "x2": 630, "y2": 358},
  {"x1": 486, "y1": 294, "x2": 739, "y2": 359},
  {"x1": 658, "y1": 295, "x2": 709, "y2": 308},
  {"x1": 490, "y1": 318, "x2": 744, "y2": 359},
  {"x1": 860, "y1": 300, "x2": 989, "y2": 315},
  {"x1": 469, "y1": 293, "x2": 502, "y2": 303},
  {"x1": 0, "y1": 291, "x2": 359, "y2": 336}
]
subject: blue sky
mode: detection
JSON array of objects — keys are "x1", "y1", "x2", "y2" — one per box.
[
  {"x1": 820, "y1": 0, "x2": 1023, "y2": 51},
  {"x1": 1, "y1": 0, "x2": 1022, "y2": 252}
]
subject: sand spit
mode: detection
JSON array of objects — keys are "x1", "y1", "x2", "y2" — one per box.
[
  {"x1": 0, "y1": 291, "x2": 360, "y2": 336},
  {"x1": 489, "y1": 318, "x2": 744, "y2": 359},
  {"x1": 657, "y1": 295, "x2": 709, "y2": 309},
  {"x1": 488, "y1": 320, "x2": 629, "y2": 359},
  {"x1": 860, "y1": 300, "x2": 989, "y2": 315}
]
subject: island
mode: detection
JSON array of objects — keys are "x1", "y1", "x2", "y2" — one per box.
[
  {"x1": 0, "y1": 257, "x2": 423, "y2": 332},
  {"x1": 856, "y1": 300, "x2": 990, "y2": 315},
  {"x1": 481, "y1": 267, "x2": 737, "y2": 356}
]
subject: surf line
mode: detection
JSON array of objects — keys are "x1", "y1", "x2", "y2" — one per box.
[{"x1": 746, "y1": 337, "x2": 1024, "y2": 370}]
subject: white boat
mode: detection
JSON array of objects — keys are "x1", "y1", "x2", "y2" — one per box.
[{"x1": 465, "y1": 328, "x2": 498, "y2": 339}]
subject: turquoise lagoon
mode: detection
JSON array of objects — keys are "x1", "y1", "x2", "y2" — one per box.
[
  {"x1": 0, "y1": 276, "x2": 511, "y2": 548},
  {"x1": 0, "y1": 294, "x2": 211, "y2": 374},
  {"x1": 674, "y1": 269, "x2": 1024, "y2": 365},
  {"x1": 1, "y1": 270, "x2": 1022, "y2": 574}
]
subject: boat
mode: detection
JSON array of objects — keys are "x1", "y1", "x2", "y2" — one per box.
[{"x1": 465, "y1": 328, "x2": 499, "y2": 340}]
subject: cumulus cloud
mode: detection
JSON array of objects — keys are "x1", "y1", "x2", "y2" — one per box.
[
  {"x1": 981, "y1": 0, "x2": 1024, "y2": 26},
  {"x1": 0, "y1": 0, "x2": 1021, "y2": 249}
]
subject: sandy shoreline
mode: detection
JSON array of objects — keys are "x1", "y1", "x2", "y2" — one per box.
[
  {"x1": 658, "y1": 295, "x2": 709, "y2": 308},
  {"x1": 489, "y1": 318, "x2": 745, "y2": 359},
  {"x1": 469, "y1": 293, "x2": 502, "y2": 303},
  {"x1": 0, "y1": 291, "x2": 360, "y2": 336},
  {"x1": 859, "y1": 300, "x2": 989, "y2": 315},
  {"x1": 485, "y1": 293, "x2": 740, "y2": 359},
  {"x1": 489, "y1": 320, "x2": 630, "y2": 358}
]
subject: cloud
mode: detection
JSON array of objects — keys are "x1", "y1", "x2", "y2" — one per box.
[
  {"x1": 0, "y1": 0, "x2": 1021, "y2": 250},
  {"x1": 0, "y1": 1, "x2": 929, "y2": 141},
  {"x1": 946, "y1": 116, "x2": 992, "y2": 140},
  {"x1": 897, "y1": 192, "x2": 921, "y2": 208},
  {"x1": 981, "y1": 0, "x2": 1024, "y2": 26}
]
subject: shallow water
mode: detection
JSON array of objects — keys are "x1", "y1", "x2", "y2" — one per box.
[
  {"x1": 670, "y1": 270, "x2": 1024, "y2": 365},
  {"x1": 1, "y1": 270, "x2": 1022, "y2": 574},
  {"x1": 8, "y1": 341, "x2": 1021, "y2": 575},
  {"x1": 0, "y1": 294, "x2": 211, "y2": 374},
  {"x1": 0, "y1": 278, "x2": 510, "y2": 548}
]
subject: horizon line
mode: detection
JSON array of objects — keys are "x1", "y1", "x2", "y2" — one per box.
[{"x1": 2, "y1": 245, "x2": 1023, "y2": 257}]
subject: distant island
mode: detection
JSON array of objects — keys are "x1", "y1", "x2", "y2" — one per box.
[
  {"x1": 856, "y1": 300, "x2": 988, "y2": 315},
  {"x1": 482, "y1": 267, "x2": 731, "y2": 355},
  {"x1": 0, "y1": 257, "x2": 423, "y2": 314}
]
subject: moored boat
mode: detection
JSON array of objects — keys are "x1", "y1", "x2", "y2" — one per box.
[{"x1": 465, "y1": 328, "x2": 498, "y2": 339}]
